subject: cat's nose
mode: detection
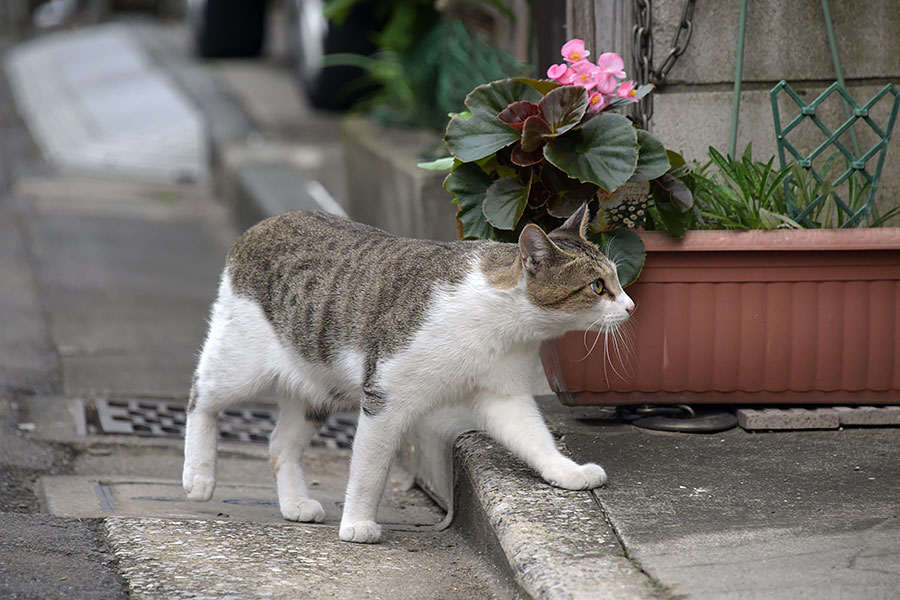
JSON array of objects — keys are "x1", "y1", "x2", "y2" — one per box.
[{"x1": 623, "y1": 294, "x2": 635, "y2": 315}]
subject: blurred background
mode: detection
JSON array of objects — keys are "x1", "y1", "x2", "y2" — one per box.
[{"x1": 2, "y1": 0, "x2": 897, "y2": 220}]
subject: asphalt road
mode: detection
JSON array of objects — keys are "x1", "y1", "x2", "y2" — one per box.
[{"x1": 0, "y1": 33, "x2": 129, "y2": 598}]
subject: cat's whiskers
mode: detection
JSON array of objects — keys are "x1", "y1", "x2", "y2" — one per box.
[
  {"x1": 580, "y1": 314, "x2": 626, "y2": 356},
  {"x1": 575, "y1": 313, "x2": 637, "y2": 384},
  {"x1": 607, "y1": 323, "x2": 635, "y2": 381},
  {"x1": 603, "y1": 323, "x2": 632, "y2": 383},
  {"x1": 579, "y1": 316, "x2": 607, "y2": 360}
]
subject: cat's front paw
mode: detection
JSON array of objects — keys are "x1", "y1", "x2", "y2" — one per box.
[
  {"x1": 280, "y1": 498, "x2": 326, "y2": 523},
  {"x1": 542, "y1": 462, "x2": 607, "y2": 490},
  {"x1": 183, "y1": 468, "x2": 216, "y2": 502},
  {"x1": 339, "y1": 520, "x2": 382, "y2": 544}
]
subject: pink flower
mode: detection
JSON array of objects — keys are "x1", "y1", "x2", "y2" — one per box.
[
  {"x1": 571, "y1": 60, "x2": 600, "y2": 91},
  {"x1": 547, "y1": 63, "x2": 576, "y2": 84},
  {"x1": 546, "y1": 63, "x2": 568, "y2": 80},
  {"x1": 594, "y1": 52, "x2": 626, "y2": 94},
  {"x1": 596, "y1": 52, "x2": 626, "y2": 78},
  {"x1": 560, "y1": 39, "x2": 590, "y2": 63},
  {"x1": 587, "y1": 91, "x2": 609, "y2": 113},
  {"x1": 557, "y1": 68, "x2": 577, "y2": 84},
  {"x1": 616, "y1": 80, "x2": 639, "y2": 102}
]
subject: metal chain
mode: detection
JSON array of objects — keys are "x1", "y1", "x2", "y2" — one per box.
[
  {"x1": 632, "y1": 0, "x2": 654, "y2": 129},
  {"x1": 632, "y1": 0, "x2": 697, "y2": 129}
]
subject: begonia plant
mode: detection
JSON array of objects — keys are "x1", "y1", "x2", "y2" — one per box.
[{"x1": 420, "y1": 39, "x2": 693, "y2": 286}]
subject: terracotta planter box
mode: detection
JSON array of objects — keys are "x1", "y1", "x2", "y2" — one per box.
[{"x1": 541, "y1": 228, "x2": 900, "y2": 406}]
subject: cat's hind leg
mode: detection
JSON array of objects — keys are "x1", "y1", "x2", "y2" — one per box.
[
  {"x1": 269, "y1": 396, "x2": 326, "y2": 523},
  {"x1": 183, "y1": 274, "x2": 278, "y2": 501},
  {"x1": 182, "y1": 376, "x2": 220, "y2": 501}
]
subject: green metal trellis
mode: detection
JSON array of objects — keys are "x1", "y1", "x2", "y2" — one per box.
[{"x1": 770, "y1": 81, "x2": 900, "y2": 228}]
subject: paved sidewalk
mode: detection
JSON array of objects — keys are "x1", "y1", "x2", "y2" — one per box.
[{"x1": 545, "y1": 402, "x2": 900, "y2": 599}]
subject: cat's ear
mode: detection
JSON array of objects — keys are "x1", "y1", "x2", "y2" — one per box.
[
  {"x1": 519, "y1": 224, "x2": 560, "y2": 275},
  {"x1": 555, "y1": 202, "x2": 594, "y2": 238}
]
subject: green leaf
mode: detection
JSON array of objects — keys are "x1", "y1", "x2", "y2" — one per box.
[
  {"x1": 666, "y1": 150, "x2": 691, "y2": 179},
  {"x1": 444, "y1": 80, "x2": 542, "y2": 162},
  {"x1": 871, "y1": 203, "x2": 900, "y2": 226},
  {"x1": 666, "y1": 150, "x2": 686, "y2": 171},
  {"x1": 417, "y1": 157, "x2": 457, "y2": 171},
  {"x1": 543, "y1": 112, "x2": 639, "y2": 191},
  {"x1": 443, "y1": 163, "x2": 495, "y2": 239},
  {"x1": 652, "y1": 173, "x2": 694, "y2": 212},
  {"x1": 587, "y1": 229, "x2": 646, "y2": 287},
  {"x1": 541, "y1": 164, "x2": 599, "y2": 218},
  {"x1": 511, "y1": 77, "x2": 561, "y2": 96},
  {"x1": 605, "y1": 83, "x2": 654, "y2": 109},
  {"x1": 483, "y1": 175, "x2": 531, "y2": 230},
  {"x1": 479, "y1": 154, "x2": 517, "y2": 178},
  {"x1": 538, "y1": 85, "x2": 588, "y2": 136},
  {"x1": 759, "y1": 208, "x2": 802, "y2": 230},
  {"x1": 649, "y1": 196, "x2": 692, "y2": 237},
  {"x1": 630, "y1": 130, "x2": 671, "y2": 182}
]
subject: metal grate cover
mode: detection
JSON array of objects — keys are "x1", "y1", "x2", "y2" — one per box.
[{"x1": 93, "y1": 398, "x2": 356, "y2": 449}]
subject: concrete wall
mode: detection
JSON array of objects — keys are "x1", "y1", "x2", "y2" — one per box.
[
  {"x1": 340, "y1": 117, "x2": 459, "y2": 241},
  {"x1": 568, "y1": 0, "x2": 900, "y2": 220}
]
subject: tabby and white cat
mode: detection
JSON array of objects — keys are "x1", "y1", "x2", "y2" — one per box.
[{"x1": 183, "y1": 203, "x2": 634, "y2": 543}]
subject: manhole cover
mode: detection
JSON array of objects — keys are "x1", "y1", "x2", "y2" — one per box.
[{"x1": 92, "y1": 398, "x2": 355, "y2": 449}]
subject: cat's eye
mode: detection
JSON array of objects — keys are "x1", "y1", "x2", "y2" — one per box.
[{"x1": 589, "y1": 280, "x2": 608, "y2": 296}]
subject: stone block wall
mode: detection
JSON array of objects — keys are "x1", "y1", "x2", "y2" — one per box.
[{"x1": 568, "y1": 0, "x2": 900, "y2": 220}]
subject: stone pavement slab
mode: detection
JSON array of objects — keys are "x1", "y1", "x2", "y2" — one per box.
[
  {"x1": 105, "y1": 517, "x2": 510, "y2": 600},
  {"x1": 40, "y1": 442, "x2": 445, "y2": 529},
  {"x1": 555, "y1": 409, "x2": 900, "y2": 600},
  {"x1": 15, "y1": 172, "x2": 231, "y2": 399}
]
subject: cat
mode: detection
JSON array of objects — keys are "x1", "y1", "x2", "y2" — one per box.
[{"x1": 182, "y1": 202, "x2": 634, "y2": 543}]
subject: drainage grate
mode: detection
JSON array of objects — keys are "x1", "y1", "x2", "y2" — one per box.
[{"x1": 93, "y1": 398, "x2": 356, "y2": 449}]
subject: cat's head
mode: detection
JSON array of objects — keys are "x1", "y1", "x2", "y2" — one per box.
[{"x1": 518, "y1": 203, "x2": 635, "y2": 332}]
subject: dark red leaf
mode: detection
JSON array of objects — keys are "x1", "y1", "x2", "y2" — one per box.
[
  {"x1": 520, "y1": 115, "x2": 552, "y2": 152},
  {"x1": 497, "y1": 101, "x2": 541, "y2": 131},
  {"x1": 511, "y1": 143, "x2": 546, "y2": 167},
  {"x1": 528, "y1": 181, "x2": 550, "y2": 208}
]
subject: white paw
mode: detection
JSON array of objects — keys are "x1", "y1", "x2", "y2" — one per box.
[
  {"x1": 183, "y1": 468, "x2": 216, "y2": 501},
  {"x1": 542, "y1": 462, "x2": 607, "y2": 490},
  {"x1": 339, "y1": 520, "x2": 382, "y2": 544},
  {"x1": 280, "y1": 498, "x2": 326, "y2": 523}
]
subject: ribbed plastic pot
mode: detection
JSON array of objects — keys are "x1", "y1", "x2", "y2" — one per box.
[{"x1": 541, "y1": 228, "x2": 900, "y2": 406}]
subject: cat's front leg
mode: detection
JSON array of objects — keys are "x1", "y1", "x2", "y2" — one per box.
[
  {"x1": 339, "y1": 406, "x2": 405, "y2": 543},
  {"x1": 475, "y1": 394, "x2": 607, "y2": 490}
]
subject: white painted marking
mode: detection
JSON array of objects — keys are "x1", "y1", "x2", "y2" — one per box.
[
  {"x1": 306, "y1": 180, "x2": 346, "y2": 216},
  {"x1": 4, "y1": 24, "x2": 208, "y2": 183}
]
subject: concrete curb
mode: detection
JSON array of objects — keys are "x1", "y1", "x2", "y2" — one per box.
[{"x1": 453, "y1": 432, "x2": 662, "y2": 600}]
